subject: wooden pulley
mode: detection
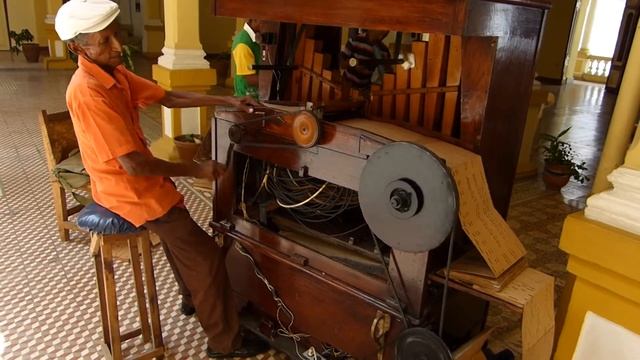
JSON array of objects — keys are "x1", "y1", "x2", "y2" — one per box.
[{"x1": 291, "y1": 111, "x2": 320, "y2": 148}]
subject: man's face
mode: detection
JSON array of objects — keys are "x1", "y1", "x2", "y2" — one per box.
[
  {"x1": 249, "y1": 19, "x2": 264, "y2": 34},
  {"x1": 68, "y1": 22, "x2": 123, "y2": 70}
]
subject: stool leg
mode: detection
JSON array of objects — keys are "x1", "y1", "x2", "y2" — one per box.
[
  {"x1": 102, "y1": 239, "x2": 123, "y2": 359},
  {"x1": 128, "y1": 237, "x2": 151, "y2": 343},
  {"x1": 94, "y1": 248, "x2": 111, "y2": 348},
  {"x1": 139, "y1": 233, "x2": 164, "y2": 356}
]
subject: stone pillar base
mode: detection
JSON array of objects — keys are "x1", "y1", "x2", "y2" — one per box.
[
  {"x1": 585, "y1": 167, "x2": 640, "y2": 235},
  {"x1": 152, "y1": 64, "x2": 216, "y2": 139}
]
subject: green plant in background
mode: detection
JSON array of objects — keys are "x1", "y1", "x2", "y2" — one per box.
[
  {"x1": 122, "y1": 44, "x2": 138, "y2": 71},
  {"x1": 539, "y1": 127, "x2": 589, "y2": 183},
  {"x1": 9, "y1": 29, "x2": 34, "y2": 54}
]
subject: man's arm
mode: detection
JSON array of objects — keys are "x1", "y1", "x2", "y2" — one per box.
[
  {"x1": 159, "y1": 91, "x2": 259, "y2": 110},
  {"x1": 118, "y1": 151, "x2": 224, "y2": 180}
]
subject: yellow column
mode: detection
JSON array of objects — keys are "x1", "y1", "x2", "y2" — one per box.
[
  {"x1": 0, "y1": 1, "x2": 8, "y2": 50},
  {"x1": 43, "y1": 0, "x2": 76, "y2": 69},
  {"x1": 574, "y1": 0, "x2": 597, "y2": 79},
  {"x1": 579, "y1": 0, "x2": 597, "y2": 52},
  {"x1": 142, "y1": 0, "x2": 164, "y2": 56},
  {"x1": 592, "y1": 20, "x2": 640, "y2": 192},
  {"x1": 150, "y1": 0, "x2": 216, "y2": 161},
  {"x1": 566, "y1": 0, "x2": 591, "y2": 81},
  {"x1": 554, "y1": 213, "x2": 640, "y2": 360},
  {"x1": 624, "y1": 115, "x2": 640, "y2": 169}
]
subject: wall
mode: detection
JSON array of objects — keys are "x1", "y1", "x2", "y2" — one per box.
[
  {"x1": 34, "y1": 0, "x2": 46, "y2": 45},
  {"x1": 0, "y1": 1, "x2": 9, "y2": 50},
  {"x1": 199, "y1": 0, "x2": 235, "y2": 54},
  {"x1": 535, "y1": 0, "x2": 578, "y2": 81},
  {"x1": 6, "y1": 0, "x2": 39, "y2": 43}
]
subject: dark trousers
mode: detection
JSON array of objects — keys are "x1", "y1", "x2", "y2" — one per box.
[{"x1": 144, "y1": 207, "x2": 240, "y2": 352}]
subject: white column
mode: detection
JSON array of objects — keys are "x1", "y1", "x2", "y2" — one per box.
[
  {"x1": 585, "y1": 21, "x2": 640, "y2": 234},
  {"x1": 579, "y1": 0, "x2": 598, "y2": 52}
]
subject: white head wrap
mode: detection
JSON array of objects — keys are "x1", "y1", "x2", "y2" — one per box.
[{"x1": 55, "y1": 0, "x2": 120, "y2": 41}]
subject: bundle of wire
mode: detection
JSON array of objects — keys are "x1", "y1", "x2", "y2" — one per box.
[{"x1": 265, "y1": 167, "x2": 360, "y2": 224}]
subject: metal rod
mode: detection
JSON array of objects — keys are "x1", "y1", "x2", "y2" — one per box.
[
  {"x1": 393, "y1": 32, "x2": 403, "y2": 60},
  {"x1": 438, "y1": 222, "x2": 457, "y2": 338},
  {"x1": 372, "y1": 232, "x2": 410, "y2": 329}
]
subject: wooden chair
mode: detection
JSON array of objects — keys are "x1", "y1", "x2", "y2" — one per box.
[{"x1": 39, "y1": 110, "x2": 87, "y2": 241}]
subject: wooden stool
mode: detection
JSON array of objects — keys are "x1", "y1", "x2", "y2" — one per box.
[{"x1": 90, "y1": 230, "x2": 165, "y2": 360}]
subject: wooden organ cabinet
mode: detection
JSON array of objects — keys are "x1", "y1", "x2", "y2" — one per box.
[{"x1": 209, "y1": 1, "x2": 551, "y2": 358}]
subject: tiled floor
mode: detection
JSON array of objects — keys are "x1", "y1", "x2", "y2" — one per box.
[{"x1": 0, "y1": 52, "x2": 615, "y2": 359}]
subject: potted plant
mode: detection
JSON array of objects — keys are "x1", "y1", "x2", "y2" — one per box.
[
  {"x1": 539, "y1": 127, "x2": 589, "y2": 190},
  {"x1": 9, "y1": 29, "x2": 40, "y2": 63},
  {"x1": 173, "y1": 134, "x2": 202, "y2": 162}
]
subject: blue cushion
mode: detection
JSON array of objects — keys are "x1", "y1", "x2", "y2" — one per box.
[{"x1": 77, "y1": 203, "x2": 139, "y2": 234}]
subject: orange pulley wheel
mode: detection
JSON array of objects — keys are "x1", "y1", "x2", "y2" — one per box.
[{"x1": 292, "y1": 111, "x2": 320, "y2": 148}]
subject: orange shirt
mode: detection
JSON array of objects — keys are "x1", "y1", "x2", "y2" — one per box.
[{"x1": 66, "y1": 56, "x2": 183, "y2": 227}]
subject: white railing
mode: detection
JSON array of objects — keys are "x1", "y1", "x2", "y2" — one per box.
[{"x1": 580, "y1": 55, "x2": 612, "y2": 83}]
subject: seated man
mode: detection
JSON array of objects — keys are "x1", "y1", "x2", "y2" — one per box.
[
  {"x1": 340, "y1": 29, "x2": 391, "y2": 96},
  {"x1": 231, "y1": 19, "x2": 264, "y2": 98},
  {"x1": 55, "y1": 0, "x2": 268, "y2": 358}
]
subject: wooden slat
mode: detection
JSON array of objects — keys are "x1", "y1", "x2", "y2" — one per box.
[
  {"x1": 128, "y1": 238, "x2": 151, "y2": 343},
  {"x1": 139, "y1": 233, "x2": 164, "y2": 351},
  {"x1": 370, "y1": 84, "x2": 382, "y2": 117},
  {"x1": 394, "y1": 65, "x2": 410, "y2": 122},
  {"x1": 424, "y1": 33, "x2": 447, "y2": 130},
  {"x1": 322, "y1": 70, "x2": 339, "y2": 101},
  {"x1": 101, "y1": 240, "x2": 122, "y2": 359},
  {"x1": 409, "y1": 41, "x2": 428, "y2": 126},
  {"x1": 381, "y1": 73, "x2": 396, "y2": 119},
  {"x1": 442, "y1": 35, "x2": 462, "y2": 136},
  {"x1": 301, "y1": 39, "x2": 319, "y2": 102},
  {"x1": 290, "y1": 25, "x2": 307, "y2": 102},
  {"x1": 311, "y1": 53, "x2": 328, "y2": 102}
]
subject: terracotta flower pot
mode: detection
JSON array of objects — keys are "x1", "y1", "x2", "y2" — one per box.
[
  {"x1": 21, "y1": 43, "x2": 40, "y2": 63},
  {"x1": 174, "y1": 134, "x2": 202, "y2": 163},
  {"x1": 543, "y1": 161, "x2": 571, "y2": 190}
]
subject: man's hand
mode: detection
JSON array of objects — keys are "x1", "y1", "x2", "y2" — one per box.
[
  {"x1": 226, "y1": 96, "x2": 260, "y2": 113},
  {"x1": 193, "y1": 160, "x2": 227, "y2": 180}
]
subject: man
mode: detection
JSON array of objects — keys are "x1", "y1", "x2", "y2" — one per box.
[
  {"x1": 231, "y1": 19, "x2": 263, "y2": 98},
  {"x1": 340, "y1": 29, "x2": 391, "y2": 96},
  {"x1": 55, "y1": 0, "x2": 268, "y2": 357}
]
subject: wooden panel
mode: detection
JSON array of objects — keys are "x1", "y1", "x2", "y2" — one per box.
[
  {"x1": 216, "y1": 0, "x2": 469, "y2": 35},
  {"x1": 311, "y1": 53, "x2": 328, "y2": 102},
  {"x1": 464, "y1": 0, "x2": 546, "y2": 216},
  {"x1": 424, "y1": 33, "x2": 446, "y2": 131},
  {"x1": 394, "y1": 65, "x2": 410, "y2": 122},
  {"x1": 226, "y1": 234, "x2": 402, "y2": 359},
  {"x1": 301, "y1": 39, "x2": 319, "y2": 102},
  {"x1": 289, "y1": 26, "x2": 308, "y2": 102},
  {"x1": 369, "y1": 84, "x2": 382, "y2": 117},
  {"x1": 409, "y1": 41, "x2": 428, "y2": 126},
  {"x1": 460, "y1": 37, "x2": 496, "y2": 146},
  {"x1": 215, "y1": 0, "x2": 550, "y2": 34},
  {"x1": 442, "y1": 35, "x2": 462, "y2": 136},
  {"x1": 381, "y1": 73, "x2": 396, "y2": 119},
  {"x1": 322, "y1": 69, "x2": 339, "y2": 101}
]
